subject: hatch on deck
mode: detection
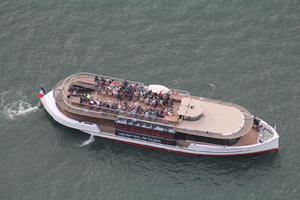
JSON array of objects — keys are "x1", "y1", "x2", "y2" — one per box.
[{"x1": 178, "y1": 97, "x2": 204, "y2": 121}]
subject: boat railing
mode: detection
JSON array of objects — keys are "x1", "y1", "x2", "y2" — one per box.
[
  {"x1": 64, "y1": 72, "x2": 190, "y2": 101},
  {"x1": 64, "y1": 72, "x2": 145, "y2": 87}
]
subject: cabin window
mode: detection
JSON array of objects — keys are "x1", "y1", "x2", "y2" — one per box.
[{"x1": 175, "y1": 132, "x2": 240, "y2": 146}]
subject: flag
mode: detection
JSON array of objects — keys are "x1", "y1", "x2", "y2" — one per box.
[{"x1": 37, "y1": 87, "x2": 46, "y2": 98}]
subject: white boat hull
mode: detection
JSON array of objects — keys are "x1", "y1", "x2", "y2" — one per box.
[{"x1": 41, "y1": 90, "x2": 279, "y2": 156}]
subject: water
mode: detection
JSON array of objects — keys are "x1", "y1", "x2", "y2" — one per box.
[
  {"x1": 0, "y1": 0, "x2": 299, "y2": 199},
  {"x1": 79, "y1": 135, "x2": 95, "y2": 147}
]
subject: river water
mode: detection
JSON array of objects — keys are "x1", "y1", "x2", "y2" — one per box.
[{"x1": 1, "y1": 0, "x2": 299, "y2": 199}]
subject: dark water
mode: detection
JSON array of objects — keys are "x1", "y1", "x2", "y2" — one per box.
[{"x1": 1, "y1": 0, "x2": 299, "y2": 199}]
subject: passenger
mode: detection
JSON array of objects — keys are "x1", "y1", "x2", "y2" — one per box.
[
  {"x1": 111, "y1": 103, "x2": 118, "y2": 109},
  {"x1": 144, "y1": 97, "x2": 150, "y2": 104},
  {"x1": 136, "y1": 106, "x2": 142, "y2": 114},
  {"x1": 117, "y1": 93, "x2": 122, "y2": 101},
  {"x1": 133, "y1": 91, "x2": 139, "y2": 99},
  {"x1": 95, "y1": 82, "x2": 100, "y2": 88},
  {"x1": 99, "y1": 77, "x2": 105, "y2": 86},
  {"x1": 80, "y1": 96, "x2": 84, "y2": 104},
  {"x1": 131, "y1": 109, "x2": 136, "y2": 114},
  {"x1": 95, "y1": 99, "x2": 101, "y2": 105},
  {"x1": 254, "y1": 117, "x2": 260, "y2": 126},
  {"x1": 150, "y1": 99, "x2": 156, "y2": 107},
  {"x1": 89, "y1": 99, "x2": 95, "y2": 105},
  {"x1": 85, "y1": 93, "x2": 91, "y2": 100},
  {"x1": 167, "y1": 108, "x2": 173, "y2": 116},
  {"x1": 145, "y1": 111, "x2": 150, "y2": 117},
  {"x1": 122, "y1": 80, "x2": 128, "y2": 88},
  {"x1": 112, "y1": 89, "x2": 119, "y2": 96},
  {"x1": 157, "y1": 109, "x2": 164, "y2": 118},
  {"x1": 159, "y1": 99, "x2": 164, "y2": 106},
  {"x1": 118, "y1": 104, "x2": 122, "y2": 110}
]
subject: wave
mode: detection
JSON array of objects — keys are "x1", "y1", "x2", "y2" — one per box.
[
  {"x1": 0, "y1": 90, "x2": 41, "y2": 120},
  {"x1": 208, "y1": 82, "x2": 217, "y2": 91},
  {"x1": 79, "y1": 135, "x2": 95, "y2": 147}
]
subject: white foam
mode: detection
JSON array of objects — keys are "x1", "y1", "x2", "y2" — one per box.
[
  {"x1": 2, "y1": 100, "x2": 40, "y2": 120},
  {"x1": 79, "y1": 135, "x2": 95, "y2": 147},
  {"x1": 208, "y1": 82, "x2": 217, "y2": 91},
  {"x1": 0, "y1": 90, "x2": 41, "y2": 120}
]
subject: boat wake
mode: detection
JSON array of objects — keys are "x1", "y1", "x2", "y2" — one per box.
[
  {"x1": 0, "y1": 90, "x2": 41, "y2": 120},
  {"x1": 208, "y1": 82, "x2": 217, "y2": 91},
  {"x1": 79, "y1": 135, "x2": 95, "y2": 147}
]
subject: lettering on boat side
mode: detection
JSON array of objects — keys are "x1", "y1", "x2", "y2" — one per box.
[{"x1": 116, "y1": 130, "x2": 162, "y2": 144}]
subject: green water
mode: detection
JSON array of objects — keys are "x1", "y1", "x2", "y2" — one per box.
[{"x1": 1, "y1": 0, "x2": 299, "y2": 199}]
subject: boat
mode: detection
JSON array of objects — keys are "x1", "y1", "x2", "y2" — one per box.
[{"x1": 39, "y1": 72, "x2": 279, "y2": 156}]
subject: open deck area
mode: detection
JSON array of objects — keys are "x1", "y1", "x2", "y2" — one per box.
[{"x1": 56, "y1": 73, "x2": 189, "y2": 125}]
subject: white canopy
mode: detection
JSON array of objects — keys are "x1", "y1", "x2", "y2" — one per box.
[{"x1": 148, "y1": 84, "x2": 170, "y2": 94}]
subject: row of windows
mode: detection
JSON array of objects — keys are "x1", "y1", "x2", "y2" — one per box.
[
  {"x1": 116, "y1": 118, "x2": 175, "y2": 134},
  {"x1": 175, "y1": 132, "x2": 240, "y2": 146},
  {"x1": 116, "y1": 130, "x2": 176, "y2": 146},
  {"x1": 116, "y1": 123, "x2": 240, "y2": 146},
  {"x1": 116, "y1": 123, "x2": 175, "y2": 139}
]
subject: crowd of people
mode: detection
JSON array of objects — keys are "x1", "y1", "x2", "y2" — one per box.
[{"x1": 76, "y1": 76, "x2": 175, "y2": 119}]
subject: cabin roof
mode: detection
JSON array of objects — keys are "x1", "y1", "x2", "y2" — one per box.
[{"x1": 175, "y1": 97, "x2": 251, "y2": 138}]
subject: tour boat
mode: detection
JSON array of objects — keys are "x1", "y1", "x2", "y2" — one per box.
[{"x1": 40, "y1": 72, "x2": 279, "y2": 156}]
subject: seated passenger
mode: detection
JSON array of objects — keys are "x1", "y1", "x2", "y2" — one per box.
[
  {"x1": 144, "y1": 111, "x2": 150, "y2": 117},
  {"x1": 85, "y1": 93, "x2": 91, "y2": 100},
  {"x1": 111, "y1": 103, "x2": 118, "y2": 109},
  {"x1": 118, "y1": 104, "x2": 122, "y2": 110},
  {"x1": 112, "y1": 89, "x2": 119, "y2": 96},
  {"x1": 80, "y1": 96, "x2": 85, "y2": 104},
  {"x1": 95, "y1": 99, "x2": 101, "y2": 105},
  {"x1": 89, "y1": 99, "x2": 95, "y2": 105}
]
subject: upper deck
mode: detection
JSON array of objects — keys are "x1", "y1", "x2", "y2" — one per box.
[{"x1": 53, "y1": 73, "x2": 253, "y2": 139}]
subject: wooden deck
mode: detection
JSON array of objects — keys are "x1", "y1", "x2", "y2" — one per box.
[{"x1": 69, "y1": 92, "x2": 181, "y2": 123}]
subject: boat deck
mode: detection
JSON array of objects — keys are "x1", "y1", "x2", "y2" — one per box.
[{"x1": 54, "y1": 73, "x2": 254, "y2": 140}]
